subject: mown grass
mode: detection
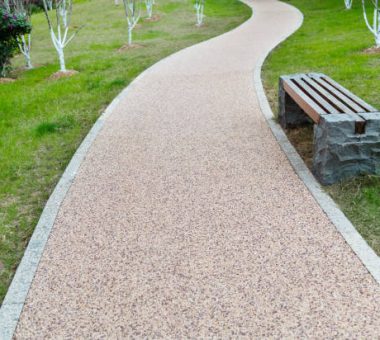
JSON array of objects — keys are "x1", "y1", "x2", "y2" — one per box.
[
  {"x1": 263, "y1": 0, "x2": 380, "y2": 255},
  {"x1": 0, "y1": 0, "x2": 251, "y2": 303}
]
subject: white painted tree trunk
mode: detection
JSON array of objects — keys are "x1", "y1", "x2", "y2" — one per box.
[
  {"x1": 50, "y1": 29, "x2": 66, "y2": 72},
  {"x1": 123, "y1": 0, "x2": 141, "y2": 46},
  {"x1": 115, "y1": 0, "x2": 120, "y2": 5},
  {"x1": 43, "y1": 0, "x2": 81, "y2": 72},
  {"x1": 9, "y1": 0, "x2": 34, "y2": 69},
  {"x1": 128, "y1": 27, "x2": 133, "y2": 45},
  {"x1": 17, "y1": 34, "x2": 33, "y2": 69},
  {"x1": 362, "y1": 0, "x2": 380, "y2": 47},
  {"x1": 46, "y1": 0, "x2": 53, "y2": 10},
  {"x1": 145, "y1": 0, "x2": 153, "y2": 18},
  {"x1": 59, "y1": 1, "x2": 68, "y2": 28},
  {"x1": 194, "y1": 0, "x2": 205, "y2": 26},
  {"x1": 58, "y1": 47, "x2": 66, "y2": 72},
  {"x1": 127, "y1": 17, "x2": 139, "y2": 45},
  {"x1": 344, "y1": 0, "x2": 353, "y2": 9}
]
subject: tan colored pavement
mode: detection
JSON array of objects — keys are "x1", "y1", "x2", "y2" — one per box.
[{"x1": 15, "y1": 0, "x2": 380, "y2": 338}]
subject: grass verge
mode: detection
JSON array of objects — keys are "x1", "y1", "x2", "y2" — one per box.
[
  {"x1": 262, "y1": 0, "x2": 380, "y2": 255},
  {"x1": 0, "y1": 0, "x2": 251, "y2": 303}
]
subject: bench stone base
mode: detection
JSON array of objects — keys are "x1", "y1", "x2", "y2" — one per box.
[
  {"x1": 279, "y1": 77, "x2": 380, "y2": 185},
  {"x1": 313, "y1": 113, "x2": 380, "y2": 185}
]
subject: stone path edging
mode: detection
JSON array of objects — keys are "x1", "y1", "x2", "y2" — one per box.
[
  {"x1": 0, "y1": 8, "x2": 254, "y2": 340},
  {"x1": 253, "y1": 2, "x2": 380, "y2": 284}
]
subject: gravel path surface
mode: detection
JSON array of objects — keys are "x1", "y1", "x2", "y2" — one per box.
[{"x1": 15, "y1": 0, "x2": 380, "y2": 337}]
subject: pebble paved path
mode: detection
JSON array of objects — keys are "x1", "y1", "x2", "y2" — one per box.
[{"x1": 15, "y1": 0, "x2": 380, "y2": 338}]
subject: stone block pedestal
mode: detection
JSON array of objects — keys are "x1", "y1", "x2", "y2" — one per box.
[{"x1": 313, "y1": 113, "x2": 380, "y2": 185}]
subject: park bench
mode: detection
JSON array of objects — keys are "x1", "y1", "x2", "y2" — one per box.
[{"x1": 279, "y1": 73, "x2": 380, "y2": 185}]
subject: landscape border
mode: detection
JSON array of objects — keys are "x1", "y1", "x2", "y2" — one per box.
[{"x1": 253, "y1": 2, "x2": 380, "y2": 285}]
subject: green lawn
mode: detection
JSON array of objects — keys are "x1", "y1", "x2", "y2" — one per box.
[
  {"x1": 263, "y1": 0, "x2": 380, "y2": 255},
  {"x1": 0, "y1": 0, "x2": 251, "y2": 303}
]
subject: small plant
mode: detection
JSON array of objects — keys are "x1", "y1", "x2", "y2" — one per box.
[
  {"x1": 362, "y1": 0, "x2": 380, "y2": 47},
  {"x1": 344, "y1": 0, "x2": 353, "y2": 9},
  {"x1": 42, "y1": 0, "x2": 82, "y2": 72},
  {"x1": 122, "y1": 0, "x2": 141, "y2": 46},
  {"x1": 0, "y1": 6, "x2": 31, "y2": 77}
]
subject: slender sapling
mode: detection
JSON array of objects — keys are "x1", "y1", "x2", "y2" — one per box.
[
  {"x1": 122, "y1": 0, "x2": 141, "y2": 45},
  {"x1": 42, "y1": 0, "x2": 82, "y2": 72},
  {"x1": 194, "y1": 0, "x2": 204, "y2": 26}
]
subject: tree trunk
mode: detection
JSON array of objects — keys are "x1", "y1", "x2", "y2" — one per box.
[
  {"x1": 58, "y1": 48, "x2": 66, "y2": 72},
  {"x1": 128, "y1": 27, "x2": 133, "y2": 45},
  {"x1": 25, "y1": 54, "x2": 33, "y2": 69}
]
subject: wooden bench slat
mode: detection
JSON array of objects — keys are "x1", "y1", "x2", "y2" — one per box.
[
  {"x1": 346, "y1": 112, "x2": 367, "y2": 134},
  {"x1": 309, "y1": 73, "x2": 377, "y2": 113},
  {"x1": 291, "y1": 77, "x2": 340, "y2": 115},
  {"x1": 283, "y1": 80, "x2": 326, "y2": 124},
  {"x1": 296, "y1": 76, "x2": 366, "y2": 133},
  {"x1": 302, "y1": 76, "x2": 356, "y2": 114},
  {"x1": 307, "y1": 75, "x2": 365, "y2": 114}
]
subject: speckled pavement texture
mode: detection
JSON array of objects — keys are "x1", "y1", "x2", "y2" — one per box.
[{"x1": 14, "y1": 0, "x2": 380, "y2": 338}]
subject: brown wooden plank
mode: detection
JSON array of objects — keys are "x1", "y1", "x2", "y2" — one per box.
[
  {"x1": 308, "y1": 75, "x2": 365, "y2": 113},
  {"x1": 306, "y1": 74, "x2": 366, "y2": 133},
  {"x1": 292, "y1": 78, "x2": 340, "y2": 114},
  {"x1": 309, "y1": 73, "x2": 377, "y2": 113},
  {"x1": 346, "y1": 112, "x2": 367, "y2": 134},
  {"x1": 303, "y1": 76, "x2": 356, "y2": 114},
  {"x1": 283, "y1": 80, "x2": 326, "y2": 124}
]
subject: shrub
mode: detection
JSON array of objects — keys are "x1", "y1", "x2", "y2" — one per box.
[
  {"x1": 29, "y1": 0, "x2": 44, "y2": 13},
  {"x1": 0, "y1": 7, "x2": 31, "y2": 77}
]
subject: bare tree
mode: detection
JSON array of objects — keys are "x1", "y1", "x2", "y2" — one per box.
[
  {"x1": 362, "y1": 0, "x2": 380, "y2": 46},
  {"x1": 345, "y1": 0, "x2": 353, "y2": 9},
  {"x1": 42, "y1": 0, "x2": 81, "y2": 72},
  {"x1": 14, "y1": 0, "x2": 33, "y2": 69},
  {"x1": 145, "y1": 0, "x2": 154, "y2": 18},
  {"x1": 194, "y1": 0, "x2": 204, "y2": 26},
  {"x1": 122, "y1": 0, "x2": 141, "y2": 46}
]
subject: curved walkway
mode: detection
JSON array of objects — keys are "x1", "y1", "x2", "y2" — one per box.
[{"x1": 13, "y1": 0, "x2": 380, "y2": 337}]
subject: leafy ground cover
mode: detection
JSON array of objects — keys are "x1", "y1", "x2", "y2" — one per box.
[
  {"x1": 263, "y1": 0, "x2": 380, "y2": 255},
  {"x1": 0, "y1": 0, "x2": 251, "y2": 303}
]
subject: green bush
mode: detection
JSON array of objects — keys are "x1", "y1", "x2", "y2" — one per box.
[
  {"x1": 0, "y1": 7, "x2": 31, "y2": 77},
  {"x1": 29, "y1": 0, "x2": 45, "y2": 14}
]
